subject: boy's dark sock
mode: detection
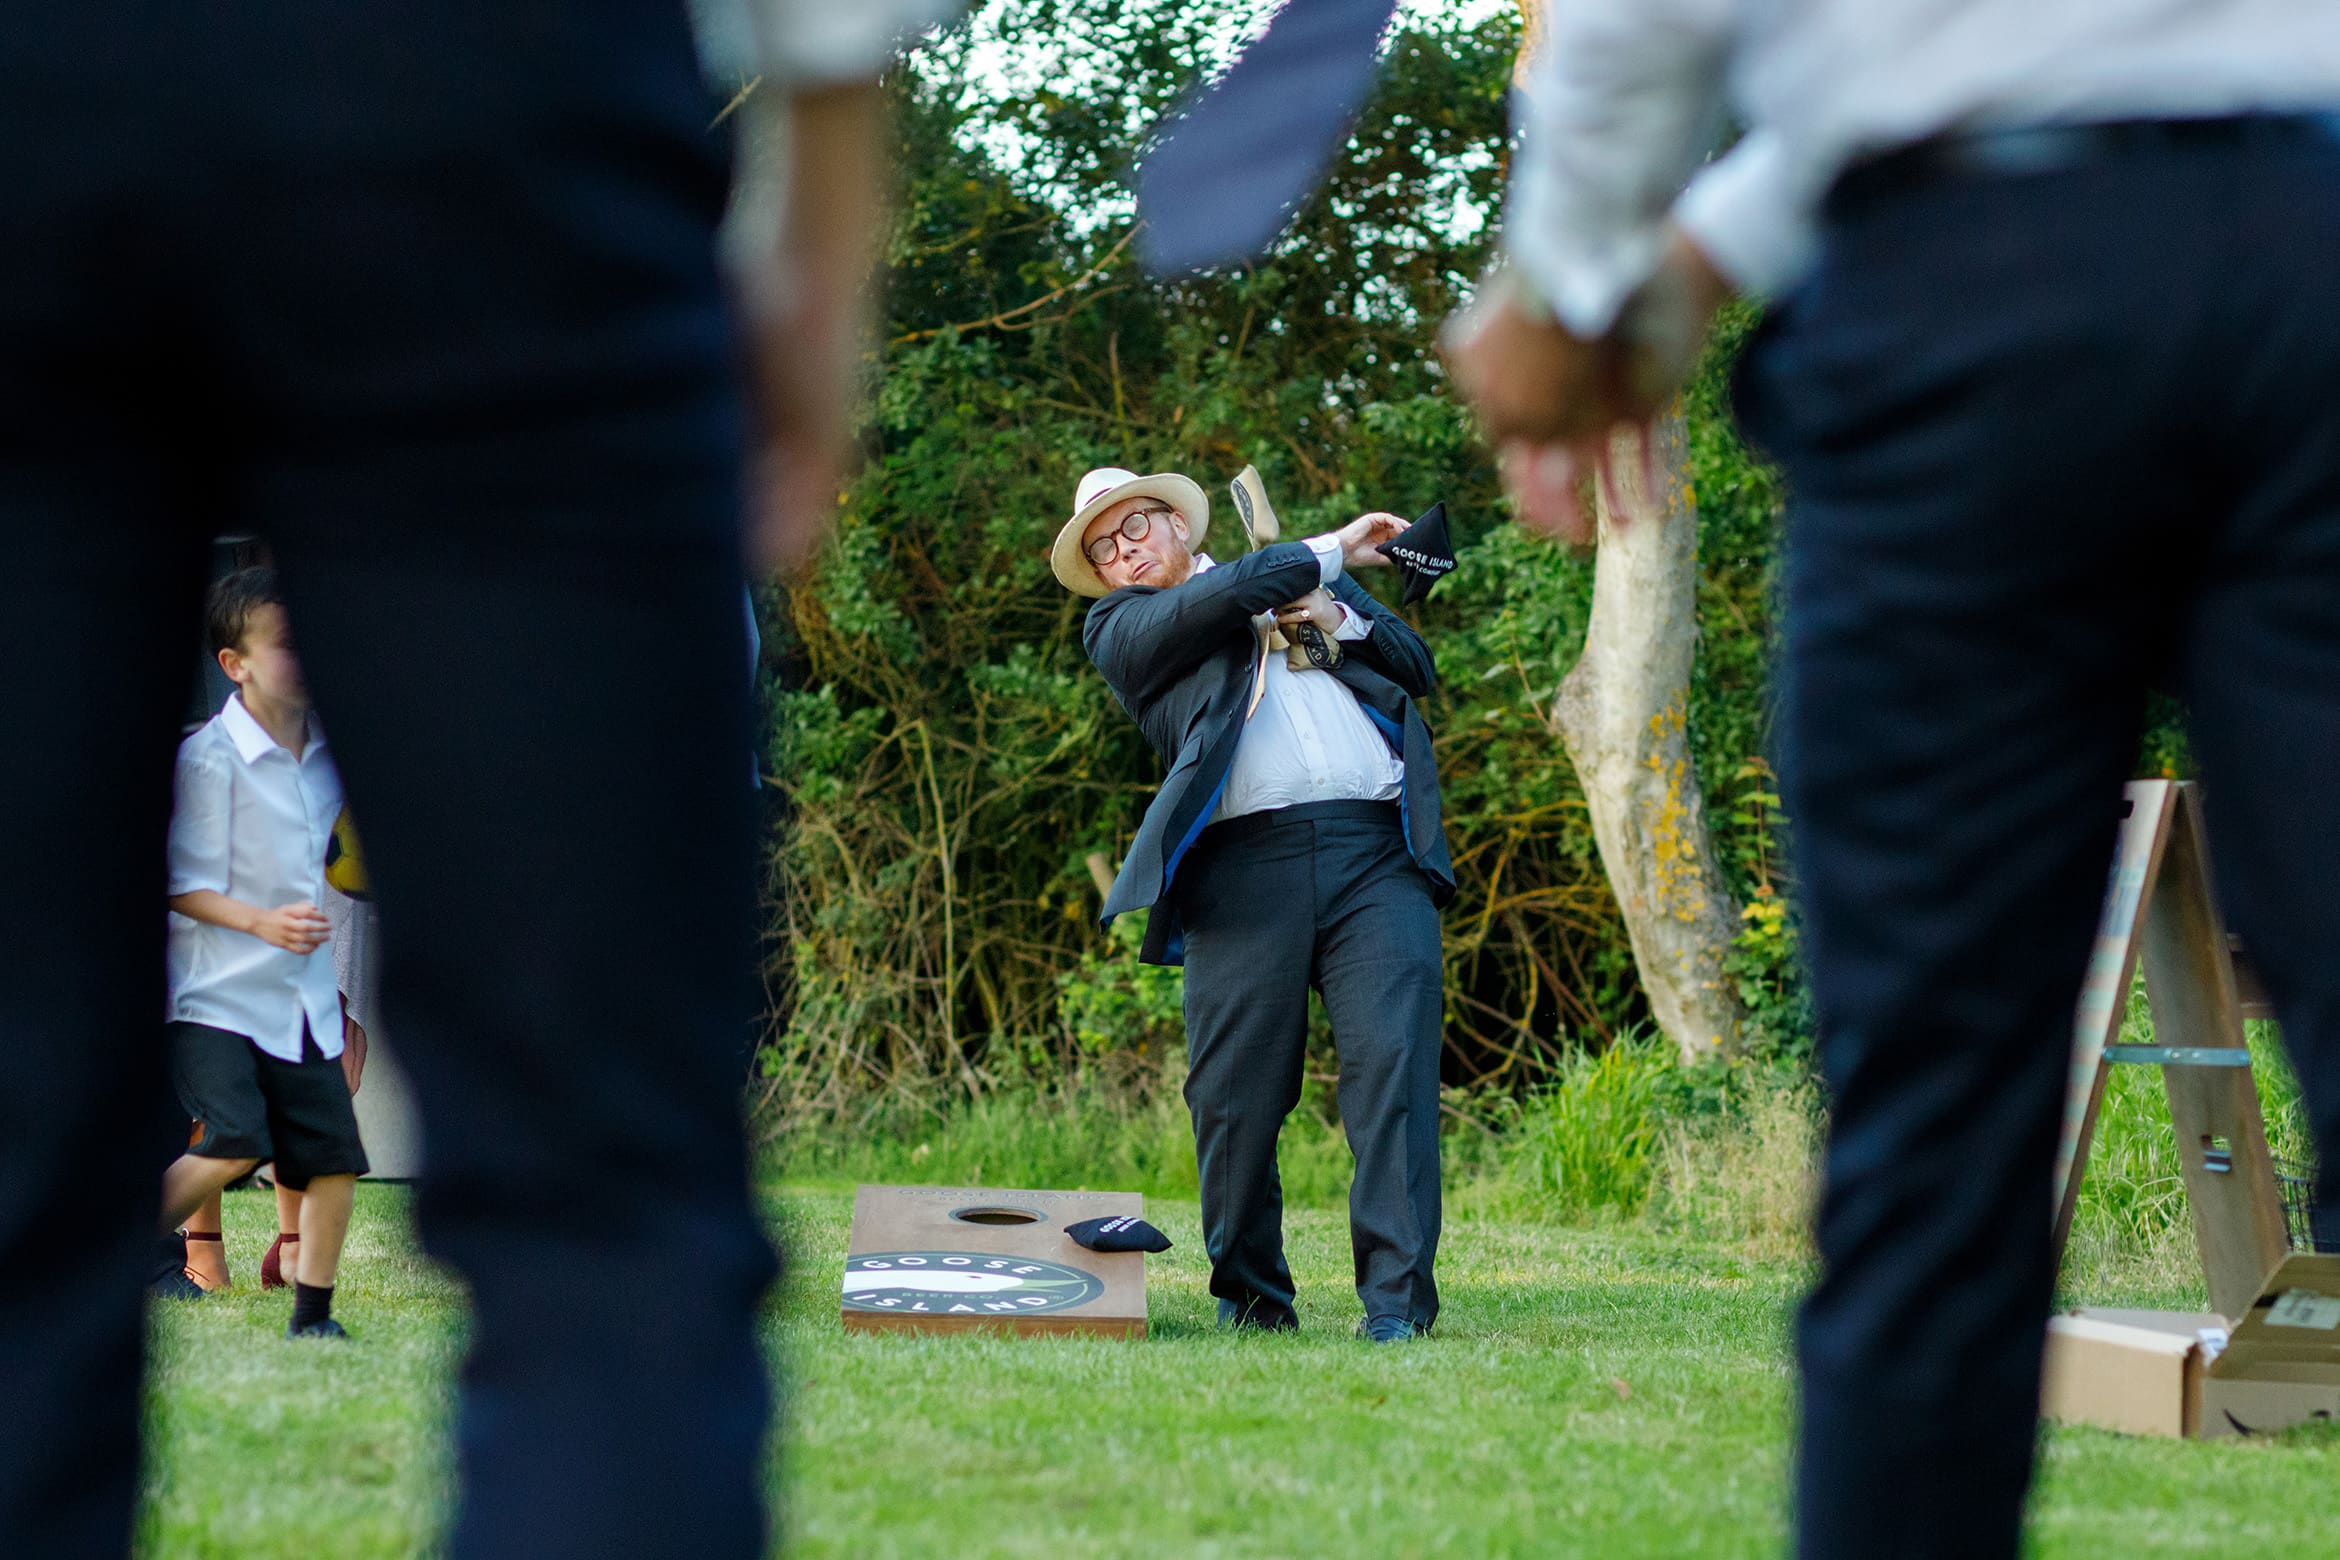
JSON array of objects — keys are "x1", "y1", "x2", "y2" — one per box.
[{"x1": 290, "y1": 1281, "x2": 334, "y2": 1331}]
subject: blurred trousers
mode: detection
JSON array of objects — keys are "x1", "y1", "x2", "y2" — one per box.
[
  {"x1": 1736, "y1": 119, "x2": 2340, "y2": 1560},
  {"x1": 0, "y1": 6, "x2": 776, "y2": 1557}
]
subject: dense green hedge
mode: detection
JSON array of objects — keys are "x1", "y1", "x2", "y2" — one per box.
[
  {"x1": 749, "y1": 1, "x2": 1806, "y2": 1123},
  {"x1": 754, "y1": 1, "x2": 1793, "y2": 1124}
]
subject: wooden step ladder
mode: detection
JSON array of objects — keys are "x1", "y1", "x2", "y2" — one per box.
[{"x1": 2054, "y1": 781, "x2": 2293, "y2": 1319}]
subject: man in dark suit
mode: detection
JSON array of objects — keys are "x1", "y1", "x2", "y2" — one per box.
[{"x1": 1055, "y1": 465, "x2": 1454, "y2": 1341}]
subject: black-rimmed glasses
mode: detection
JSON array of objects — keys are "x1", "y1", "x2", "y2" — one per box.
[{"x1": 1086, "y1": 508, "x2": 1172, "y2": 568}]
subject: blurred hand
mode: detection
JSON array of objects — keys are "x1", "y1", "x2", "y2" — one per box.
[
  {"x1": 1334, "y1": 512, "x2": 1407, "y2": 569},
  {"x1": 739, "y1": 301, "x2": 851, "y2": 577},
  {"x1": 1447, "y1": 230, "x2": 1732, "y2": 546},
  {"x1": 743, "y1": 293, "x2": 851, "y2": 577},
  {"x1": 743, "y1": 82, "x2": 890, "y2": 576},
  {"x1": 252, "y1": 901, "x2": 330, "y2": 956},
  {"x1": 1441, "y1": 268, "x2": 1628, "y2": 447}
]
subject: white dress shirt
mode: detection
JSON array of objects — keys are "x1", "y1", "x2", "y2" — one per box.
[
  {"x1": 1508, "y1": 1, "x2": 2340, "y2": 332},
  {"x1": 166, "y1": 696, "x2": 347, "y2": 1062},
  {"x1": 1204, "y1": 536, "x2": 1406, "y2": 824}
]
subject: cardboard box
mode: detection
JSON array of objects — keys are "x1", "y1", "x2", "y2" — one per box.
[{"x1": 2043, "y1": 1253, "x2": 2340, "y2": 1439}]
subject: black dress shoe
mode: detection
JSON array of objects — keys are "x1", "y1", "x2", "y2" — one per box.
[
  {"x1": 285, "y1": 1317, "x2": 349, "y2": 1341},
  {"x1": 1218, "y1": 1297, "x2": 1299, "y2": 1332},
  {"x1": 1358, "y1": 1315, "x2": 1422, "y2": 1343},
  {"x1": 148, "y1": 1234, "x2": 208, "y2": 1300},
  {"x1": 149, "y1": 1269, "x2": 210, "y2": 1302}
]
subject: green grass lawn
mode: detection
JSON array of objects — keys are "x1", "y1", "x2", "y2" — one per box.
[{"x1": 141, "y1": 1182, "x2": 2337, "y2": 1558}]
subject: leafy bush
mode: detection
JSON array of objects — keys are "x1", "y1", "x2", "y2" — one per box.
[
  {"x1": 755, "y1": 0, "x2": 1800, "y2": 1126},
  {"x1": 1465, "y1": 1034, "x2": 1677, "y2": 1220},
  {"x1": 1053, "y1": 913, "x2": 1183, "y2": 1057}
]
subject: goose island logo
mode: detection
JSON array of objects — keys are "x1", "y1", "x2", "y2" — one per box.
[{"x1": 841, "y1": 1251, "x2": 1105, "y2": 1316}]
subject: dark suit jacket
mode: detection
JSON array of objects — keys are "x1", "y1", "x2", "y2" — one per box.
[{"x1": 1084, "y1": 540, "x2": 1454, "y2": 965}]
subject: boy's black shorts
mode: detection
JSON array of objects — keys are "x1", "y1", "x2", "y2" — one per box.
[{"x1": 169, "y1": 1021, "x2": 369, "y2": 1189}]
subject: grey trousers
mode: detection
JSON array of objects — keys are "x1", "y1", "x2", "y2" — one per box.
[{"x1": 1175, "y1": 799, "x2": 1443, "y2": 1328}]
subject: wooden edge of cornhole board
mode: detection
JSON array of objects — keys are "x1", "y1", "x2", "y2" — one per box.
[{"x1": 841, "y1": 1184, "x2": 1148, "y2": 1339}]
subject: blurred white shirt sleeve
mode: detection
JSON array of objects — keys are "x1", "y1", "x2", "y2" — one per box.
[
  {"x1": 1672, "y1": 130, "x2": 1816, "y2": 304},
  {"x1": 1504, "y1": 0, "x2": 1739, "y2": 336},
  {"x1": 1502, "y1": 0, "x2": 2340, "y2": 326},
  {"x1": 691, "y1": 0, "x2": 962, "y2": 86}
]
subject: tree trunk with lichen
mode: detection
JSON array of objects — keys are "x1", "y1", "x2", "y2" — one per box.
[{"x1": 1551, "y1": 417, "x2": 1745, "y2": 1063}]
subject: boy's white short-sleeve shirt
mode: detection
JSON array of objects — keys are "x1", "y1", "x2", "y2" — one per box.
[{"x1": 166, "y1": 695, "x2": 347, "y2": 1061}]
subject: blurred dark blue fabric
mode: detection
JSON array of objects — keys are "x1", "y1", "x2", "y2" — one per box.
[
  {"x1": 1738, "y1": 122, "x2": 2340, "y2": 1560},
  {"x1": 0, "y1": 6, "x2": 775, "y2": 1558},
  {"x1": 1136, "y1": 0, "x2": 1402, "y2": 274}
]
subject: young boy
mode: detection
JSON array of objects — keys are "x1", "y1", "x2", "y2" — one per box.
[{"x1": 158, "y1": 567, "x2": 366, "y2": 1338}]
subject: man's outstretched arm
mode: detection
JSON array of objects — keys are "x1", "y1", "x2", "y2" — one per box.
[
  {"x1": 1084, "y1": 515, "x2": 1406, "y2": 708},
  {"x1": 1086, "y1": 543, "x2": 1337, "y2": 711}
]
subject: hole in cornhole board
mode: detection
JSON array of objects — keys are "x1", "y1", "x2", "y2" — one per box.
[{"x1": 842, "y1": 1184, "x2": 1148, "y2": 1339}]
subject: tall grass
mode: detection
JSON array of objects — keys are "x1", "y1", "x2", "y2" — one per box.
[
  {"x1": 1652, "y1": 1075, "x2": 1820, "y2": 1262},
  {"x1": 1462, "y1": 1035, "x2": 1675, "y2": 1221},
  {"x1": 1448, "y1": 1031, "x2": 1821, "y2": 1259},
  {"x1": 762, "y1": 976, "x2": 2315, "y2": 1287},
  {"x1": 765, "y1": 1062, "x2": 1360, "y2": 1206},
  {"x1": 767, "y1": 1029, "x2": 1826, "y2": 1269},
  {"x1": 2060, "y1": 987, "x2": 2315, "y2": 1292}
]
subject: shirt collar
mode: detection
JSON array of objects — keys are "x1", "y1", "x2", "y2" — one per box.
[
  {"x1": 220, "y1": 694, "x2": 326, "y2": 764},
  {"x1": 1191, "y1": 553, "x2": 1218, "y2": 576}
]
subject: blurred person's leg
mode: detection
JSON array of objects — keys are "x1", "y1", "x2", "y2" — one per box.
[
  {"x1": 270, "y1": 529, "x2": 774, "y2": 1558},
  {"x1": 2173, "y1": 133, "x2": 2340, "y2": 1251},
  {"x1": 198, "y1": 7, "x2": 774, "y2": 1551},
  {"x1": 0, "y1": 244, "x2": 212, "y2": 1553},
  {"x1": 0, "y1": 3, "x2": 777, "y2": 1552},
  {"x1": 0, "y1": 15, "x2": 220, "y2": 1517},
  {"x1": 1735, "y1": 145, "x2": 2270, "y2": 1558},
  {"x1": 0, "y1": 527, "x2": 205, "y2": 1550}
]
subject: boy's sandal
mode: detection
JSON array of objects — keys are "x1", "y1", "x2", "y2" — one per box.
[
  {"x1": 261, "y1": 1232, "x2": 300, "y2": 1291},
  {"x1": 178, "y1": 1228, "x2": 231, "y2": 1294}
]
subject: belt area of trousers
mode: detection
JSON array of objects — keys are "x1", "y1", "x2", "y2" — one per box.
[
  {"x1": 1200, "y1": 798, "x2": 1400, "y2": 850},
  {"x1": 1827, "y1": 112, "x2": 2340, "y2": 218}
]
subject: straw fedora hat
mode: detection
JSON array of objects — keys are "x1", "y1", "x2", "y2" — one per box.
[{"x1": 1050, "y1": 465, "x2": 1212, "y2": 598}]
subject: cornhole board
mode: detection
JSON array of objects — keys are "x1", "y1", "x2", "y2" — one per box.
[
  {"x1": 841, "y1": 1184, "x2": 1148, "y2": 1338},
  {"x1": 2043, "y1": 1252, "x2": 2340, "y2": 1439}
]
